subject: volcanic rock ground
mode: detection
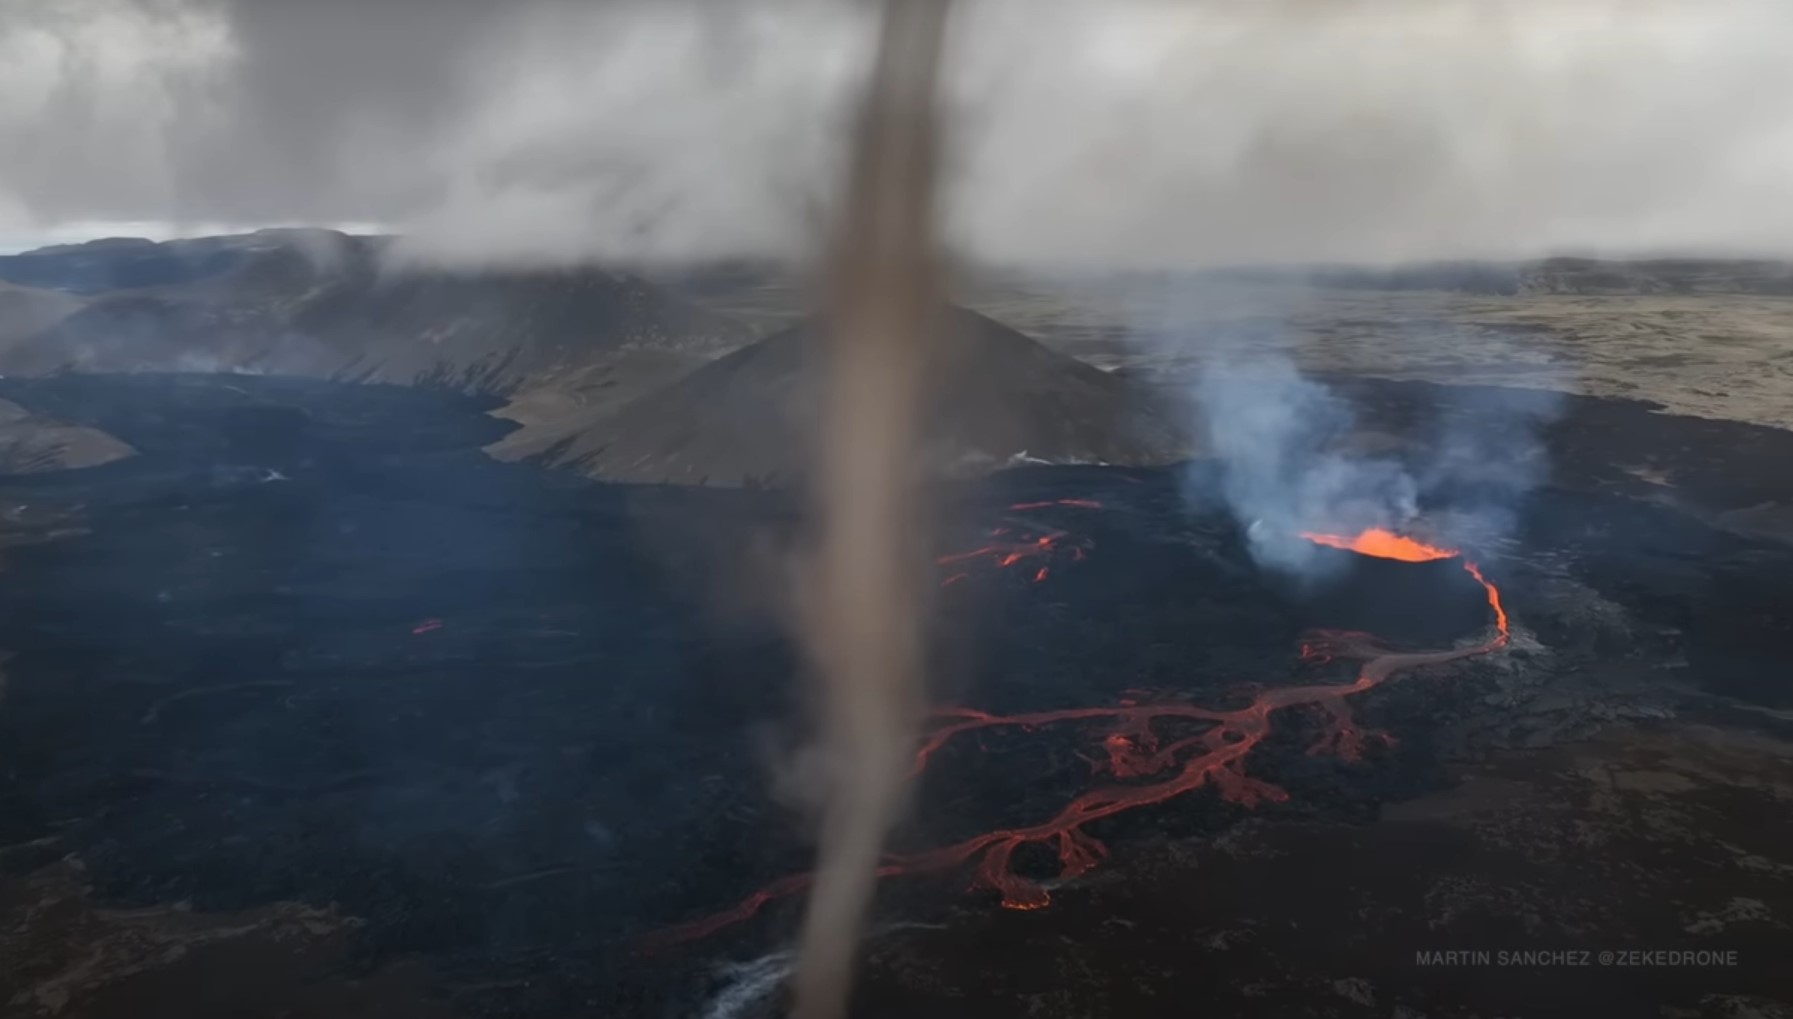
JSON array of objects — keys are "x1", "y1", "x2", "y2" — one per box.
[{"x1": 0, "y1": 373, "x2": 1789, "y2": 1018}]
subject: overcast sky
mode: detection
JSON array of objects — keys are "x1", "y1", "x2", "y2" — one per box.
[{"x1": 4, "y1": 0, "x2": 1792, "y2": 265}]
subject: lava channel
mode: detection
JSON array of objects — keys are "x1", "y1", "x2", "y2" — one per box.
[{"x1": 645, "y1": 523, "x2": 1509, "y2": 950}]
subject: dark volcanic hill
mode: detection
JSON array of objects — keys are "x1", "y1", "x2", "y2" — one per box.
[
  {"x1": 0, "y1": 231, "x2": 752, "y2": 397},
  {"x1": 524, "y1": 306, "x2": 1193, "y2": 485}
]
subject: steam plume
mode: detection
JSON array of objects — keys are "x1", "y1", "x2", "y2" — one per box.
[
  {"x1": 1189, "y1": 346, "x2": 1563, "y2": 580},
  {"x1": 790, "y1": 2, "x2": 950, "y2": 1018},
  {"x1": 1194, "y1": 358, "x2": 1418, "y2": 577}
]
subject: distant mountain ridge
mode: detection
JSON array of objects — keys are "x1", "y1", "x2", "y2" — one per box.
[
  {"x1": 0, "y1": 230, "x2": 751, "y2": 395},
  {"x1": 0, "y1": 230, "x2": 388, "y2": 295},
  {"x1": 1171, "y1": 257, "x2": 1793, "y2": 297},
  {"x1": 1515, "y1": 257, "x2": 1793, "y2": 297}
]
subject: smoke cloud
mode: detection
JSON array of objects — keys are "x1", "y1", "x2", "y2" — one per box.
[
  {"x1": 5, "y1": 0, "x2": 1793, "y2": 264},
  {"x1": 1195, "y1": 359, "x2": 1419, "y2": 577},
  {"x1": 1187, "y1": 336, "x2": 1566, "y2": 582}
]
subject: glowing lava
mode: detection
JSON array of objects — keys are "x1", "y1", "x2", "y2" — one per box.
[
  {"x1": 1008, "y1": 499, "x2": 1104, "y2": 512},
  {"x1": 645, "y1": 522, "x2": 1510, "y2": 950},
  {"x1": 935, "y1": 501, "x2": 1098, "y2": 587},
  {"x1": 1299, "y1": 527, "x2": 1455, "y2": 562},
  {"x1": 1303, "y1": 528, "x2": 1509, "y2": 650}
]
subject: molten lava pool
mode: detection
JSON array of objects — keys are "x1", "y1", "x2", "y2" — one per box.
[{"x1": 1277, "y1": 528, "x2": 1505, "y2": 646}]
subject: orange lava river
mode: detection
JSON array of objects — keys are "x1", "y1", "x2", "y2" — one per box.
[{"x1": 645, "y1": 519, "x2": 1509, "y2": 949}]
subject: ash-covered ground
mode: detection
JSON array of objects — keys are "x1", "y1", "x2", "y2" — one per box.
[{"x1": 0, "y1": 374, "x2": 1790, "y2": 1019}]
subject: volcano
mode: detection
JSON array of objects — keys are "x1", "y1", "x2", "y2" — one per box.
[
  {"x1": 1278, "y1": 528, "x2": 1505, "y2": 644},
  {"x1": 0, "y1": 373, "x2": 1789, "y2": 1019},
  {"x1": 523, "y1": 305, "x2": 1193, "y2": 485}
]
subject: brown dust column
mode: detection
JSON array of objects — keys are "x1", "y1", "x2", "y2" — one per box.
[{"x1": 792, "y1": 1, "x2": 952, "y2": 1018}]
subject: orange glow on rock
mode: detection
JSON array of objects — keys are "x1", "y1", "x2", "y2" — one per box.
[{"x1": 935, "y1": 502, "x2": 1096, "y2": 589}]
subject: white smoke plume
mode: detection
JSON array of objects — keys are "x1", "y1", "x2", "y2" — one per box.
[
  {"x1": 698, "y1": 950, "x2": 795, "y2": 1019},
  {"x1": 1185, "y1": 337, "x2": 1567, "y2": 579},
  {"x1": 1194, "y1": 358, "x2": 1420, "y2": 576}
]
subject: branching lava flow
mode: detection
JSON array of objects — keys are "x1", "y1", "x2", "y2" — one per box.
[{"x1": 645, "y1": 512, "x2": 1509, "y2": 949}]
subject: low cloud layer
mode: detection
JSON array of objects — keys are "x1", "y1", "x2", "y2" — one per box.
[{"x1": 5, "y1": 0, "x2": 1793, "y2": 265}]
